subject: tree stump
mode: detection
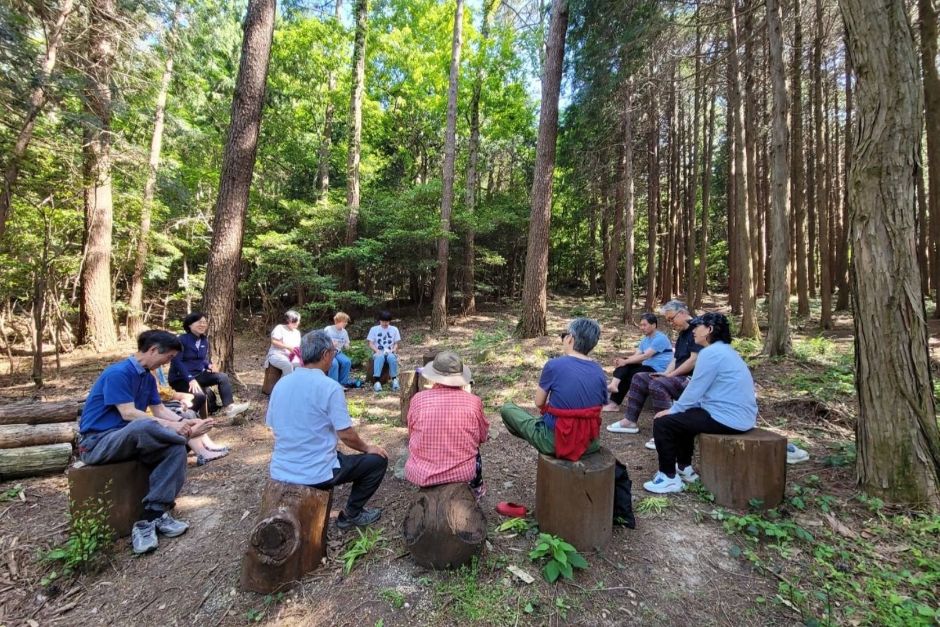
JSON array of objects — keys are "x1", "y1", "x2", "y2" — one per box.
[
  {"x1": 261, "y1": 365, "x2": 282, "y2": 396},
  {"x1": 68, "y1": 460, "x2": 150, "y2": 537},
  {"x1": 367, "y1": 356, "x2": 391, "y2": 384},
  {"x1": 240, "y1": 478, "x2": 333, "y2": 594},
  {"x1": 536, "y1": 447, "x2": 615, "y2": 551},
  {"x1": 699, "y1": 428, "x2": 787, "y2": 510},
  {"x1": 399, "y1": 370, "x2": 420, "y2": 424},
  {"x1": 402, "y1": 482, "x2": 486, "y2": 569}
]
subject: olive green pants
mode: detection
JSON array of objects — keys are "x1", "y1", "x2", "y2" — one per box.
[{"x1": 499, "y1": 402, "x2": 600, "y2": 458}]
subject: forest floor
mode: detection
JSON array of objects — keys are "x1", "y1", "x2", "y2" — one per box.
[{"x1": 0, "y1": 295, "x2": 938, "y2": 626}]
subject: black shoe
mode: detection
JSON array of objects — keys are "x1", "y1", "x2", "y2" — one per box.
[{"x1": 336, "y1": 507, "x2": 382, "y2": 530}]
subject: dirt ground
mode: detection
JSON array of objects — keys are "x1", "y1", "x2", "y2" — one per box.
[{"x1": 0, "y1": 296, "x2": 927, "y2": 626}]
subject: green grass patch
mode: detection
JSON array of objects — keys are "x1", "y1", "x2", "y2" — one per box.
[
  {"x1": 636, "y1": 496, "x2": 671, "y2": 517},
  {"x1": 432, "y1": 557, "x2": 515, "y2": 623}
]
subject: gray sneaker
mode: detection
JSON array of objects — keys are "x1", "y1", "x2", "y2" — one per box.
[
  {"x1": 224, "y1": 402, "x2": 251, "y2": 418},
  {"x1": 391, "y1": 377, "x2": 400, "y2": 392},
  {"x1": 336, "y1": 507, "x2": 382, "y2": 530},
  {"x1": 153, "y1": 511, "x2": 189, "y2": 538},
  {"x1": 132, "y1": 520, "x2": 158, "y2": 554}
]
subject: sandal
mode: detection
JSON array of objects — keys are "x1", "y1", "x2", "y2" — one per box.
[{"x1": 496, "y1": 502, "x2": 528, "y2": 517}]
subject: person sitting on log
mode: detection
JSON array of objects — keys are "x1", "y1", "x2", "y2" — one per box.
[
  {"x1": 78, "y1": 330, "x2": 214, "y2": 554},
  {"x1": 153, "y1": 366, "x2": 229, "y2": 465},
  {"x1": 500, "y1": 318, "x2": 607, "y2": 461},
  {"x1": 325, "y1": 311, "x2": 353, "y2": 386},
  {"x1": 169, "y1": 312, "x2": 250, "y2": 418},
  {"x1": 405, "y1": 351, "x2": 489, "y2": 500},
  {"x1": 367, "y1": 310, "x2": 401, "y2": 392},
  {"x1": 265, "y1": 309, "x2": 303, "y2": 377},
  {"x1": 602, "y1": 313, "x2": 673, "y2": 412},
  {"x1": 643, "y1": 312, "x2": 757, "y2": 494},
  {"x1": 607, "y1": 300, "x2": 700, "y2": 438},
  {"x1": 266, "y1": 330, "x2": 389, "y2": 530}
]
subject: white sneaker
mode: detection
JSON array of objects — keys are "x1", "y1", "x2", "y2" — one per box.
[
  {"x1": 643, "y1": 471, "x2": 684, "y2": 494},
  {"x1": 644, "y1": 438, "x2": 656, "y2": 450},
  {"x1": 224, "y1": 402, "x2": 250, "y2": 418},
  {"x1": 391, "y1": 377, "x2": 400, "y2": 392},
  {"x1": 373, "y1": 382, "x2": 382, "y2": 393},
  {"x1": 675, "y1": 464, "x2": 699, "y2": 483},
  {"x1": 787, "y1": 443, "x2": 810, "y2": 464}
]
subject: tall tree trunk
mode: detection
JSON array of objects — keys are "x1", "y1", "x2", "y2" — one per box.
[
  {"x1": 727, "y1": 67, "x2": 740, "y2": 314},
  {"x1": 764, "y1": 0, "x2": 791, "y2": 356},
  {"x1": 645, "y1": 89, "x2": 660, "y2": 312},
  {"x1": 32, "y1": 214, "x2": 52, "y2": 387},
  {"x1": 728, "y1": 0, "x2": 760, "y2": 338},
  {"x1": 687, "y1": 16, "x2": 702, "y2": 302},
  {"x1": 430, "y1": 0, "x2": 464, "y2": 332},
  {"x1": 518, "y1": 0, "x2": 568, "y2": 338},
  {"x1": 343, "y1": 0, "x2": 369, "y2": 291},
  {"x1": 316, "y1": 0, "x2": 344, "y2": 199},
  {"x1": 606, "y1": 118, "x2": 625, "y2": 302},
  {"x1": 814, "y1": 0, "x2": 832, "y2": 328},
  {"x1": 128, "y1": 8, "x2": 180, "y2": 338},
  {"x1": 0, "y1": 0, "x2": 74, "y2": 241},
  {"x1": 919, "y1": 0, "x2": 940, "y2": 316},
  {"x1": 78, "y1": 0, "x2": 118, "y2": 351},
  {"x1": 743, "y1": 0, "x2": 762, "y2": 301},
  {"x1": 202, "y1": 0, "x2": 276, "y2": 373},
  {"x1": 837, "y1": 38, "x2": 853, "y2": 310},
  {"x1": 792, "y1": 0, "x2": 810, "y2": 316},
  {"x1": 622, "y1": 86, "x2": 636, "y2": 323},
  {"x1": 695, "y1": 82, "x2": 716, "y2": 308},
  {"x1": 840, "y1": 0, "x2": 940, "y2": 507}
]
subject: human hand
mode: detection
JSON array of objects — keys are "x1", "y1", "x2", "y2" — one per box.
[
  {"x1": 188, "y1": 418, "x2": 215, "y2": 437},
  {"x1": 188, "y1": 379, "x2": 203, "y2": 394},
  {"x1": 167, "y1": 420, "x2": 192, "y2": 437},
  {"x1": 653, "y1": 409, "x2": 670, "y2": 419},
  {"x1": 207, "y1": 364, "x2": 216, "y2": 373},
  {"x1": 365, "y1": 444, "x2": 388, "y2": 459},
  {"x1": 615, "y1": 358, "x2": 627, "y2": 367}
]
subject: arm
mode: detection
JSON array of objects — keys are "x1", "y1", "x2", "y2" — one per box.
[
  {"x1": 668, "y1": 351, "x2": 717, "y2": 415},
  {"x1": 477, "y1": 399, "x2": 490, "y2": 444},
  {"x1": 668, "y1": 351, "x2": 698, "y2": 378},
  {"x1": 337, "y1": 427, "x2": 388, "y2": 458},
  {"x1": 368, "y1": 340, "x2": 381, "y2": 354},
  {"x1": 534, "y1": 386, "x2": 549, "y2": 410},
  {"x1": 660, "y1": 357, "x2": 677, "y2": 375},
  {"x1": 117, "y1": 402, "x2": 191, "y2": 436}
]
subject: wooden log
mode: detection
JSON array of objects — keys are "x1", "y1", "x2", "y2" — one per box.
[
  {"x1": 402, "y1": 482, "x2": 486, "y2": 569},
  {"x1": 366, "y1": 356, "x2": 391, "y2": 384},
  {"x1": 0, "y1": 400, "x2": 84, "y2": 426},
  {"x1": 68, "y1": 460, "x2": 150, "y2": 537},
  {"x1": 0, "y1": 422, "x2": 76, "y2": 449},
  {"x1": 0, "y1": 442, "x2": 72, "y2": 480},
  {"x1": 421, "y1": 350, "x2": 440, "y2": 367},
  {"x1": 240, "y1": 478, "x2": 333, "y2": 594},
  {"x1": 261, "y1": 365, "x2": 282, "y2": 396},
  {"x1": 536, "y1": 447, "x2": 615, "y2": 552},
  {"x1": 699, "y1": 428, "x2": 787, "y2": 510},
  {"x1": 399, "y1": 370, "x2": 420, "y2": 424}
]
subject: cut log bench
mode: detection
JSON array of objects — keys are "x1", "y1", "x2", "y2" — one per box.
[
  {"x1": 536, "y1": 447, "x2": 615, "y2": 552},
  {"x1": 366, "y1": 357, "x2": 392, "y2": 384},
  {"x1": 261, "y1": 365, "x2": 282, "y2": 396},
  {"x1": 240, "y1": 479, "x2": 333, "y2": 594},
  {"x1": 402, "y1": 483, "x2": 486, "y2": 569},
  {"x1": 699, "y1": 428, "x2": 787, "y2": 510},
  {"x1": 0, "y1": 399, "x2": 81, "y2": 479},
  {"x1": 67, "y1": 460, "x2": 150, "y2": 537}
]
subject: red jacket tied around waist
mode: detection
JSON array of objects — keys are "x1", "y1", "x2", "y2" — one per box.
[{"x1": 541, "y1": 405, "x2": 602, "y2": 461}]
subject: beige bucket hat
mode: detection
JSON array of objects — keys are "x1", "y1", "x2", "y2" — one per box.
[{"x1": 422, "y1": 351, "x2": 472, "y2": 387}]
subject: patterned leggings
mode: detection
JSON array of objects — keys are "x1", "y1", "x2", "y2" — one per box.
[{"x1": 623, "y1": 373, "x2": 690, "y2": 423}]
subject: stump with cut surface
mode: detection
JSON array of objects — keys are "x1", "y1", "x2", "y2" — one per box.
[
  {"x1": 240, "y1": 478, "x2": 333, "y2": 593},
  {"x1": 261, "y1": 365, "x2": 282, "y2": 396},
  {"x1": 536, "y1": 448, "x2": 615, "y2": 552},
  {"x1": 68, "y1": 460, "x2": 150, "y2": 537},
  {"x1": 367, "y1": 356, "x2": 392, "y2": 384},
  {"x1": 399, "y1": 370, "x2": 420, "y2": 424},
  {"x1": 699, "y1": 428, "x2": 787, "y2": 510},
  {"x1": 402, "y1": 482, "x2": 486, "y2": 569}
]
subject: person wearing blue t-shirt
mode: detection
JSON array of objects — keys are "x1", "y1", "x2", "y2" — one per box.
[
  {"x1": 603, "y1": 313, "x2": 673, "y2": 411},
  {"x1": 78, "y1": 330, "x2": 215, "y2": 555}
]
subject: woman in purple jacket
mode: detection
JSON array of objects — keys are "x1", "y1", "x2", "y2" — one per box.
[{"x1": 169, "y1": 313, "x2": 249, "y2": 418}]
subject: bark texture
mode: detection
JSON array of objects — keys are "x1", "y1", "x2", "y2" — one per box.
[{"x1": 343, "y1": 0, "x2": 369, "y2": 290}]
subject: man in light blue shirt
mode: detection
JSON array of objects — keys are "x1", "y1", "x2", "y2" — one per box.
[{"x1": 266, "y1": 330, "x2": 389, "y2": 529}]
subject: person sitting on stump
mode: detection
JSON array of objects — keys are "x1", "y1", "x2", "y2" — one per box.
[
  {"x1": 325, "y1": 311, "x2": 353, "y2": 386},
  {"x1": 607, "y1": 300, "x2": 700, "y2": 439},
  {"x1": 643, "y1": 312, "x2": 757, "y2": 494},
  {"x1": 405, "y1": 351, "x2": 489, "y2": 499},
  {"x1": 603, "y1": 313, "x2": 673, "y2": 412},
  {"x1": 367, "y1": 310, "x2": 401, "y2": 392},
  {"x1": 153, "y1": 365, "x2": 229, "y2": 465},
  {"x1": 266, "y1": 330, "x2": 389, "y2": 529},
  {"x1": 265, "y1": 310, "x2": 303, "y2": 377},
  {"x1": 500, "y1": 318, "x2": 607, "y2": 461},
  {"x1": 169, "y1": 312, "x2": 250, "y2": 418},
  {"x1": 78, "y1": 330, "x2": 215, "y2": 554}
]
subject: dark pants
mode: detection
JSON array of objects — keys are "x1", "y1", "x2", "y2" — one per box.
[
  {"x1": 311, "y1": 452, "x2": 388, "y2": 517},
  {"x1": 653, "y1": 407, "x2": 747, "y2": 475},
  {"x1": 610, "y1": 364, "x2": 655, "y2": 405},
  {"x1": 79, "y1": 421, "x2": 188, "y2": 512},
  {"x1": 171, "y1": 371, "x2": 233, "y2": 414},
  {"x1": 469, "y1": 452, "x2": 484, "y2": 489}
]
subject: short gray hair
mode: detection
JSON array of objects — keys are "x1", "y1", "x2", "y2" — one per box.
[
  {"x1": 660, "y1": 300, "x2": 689, "y2": 316},
  {"x1": 567, "y1": 318, "x2": 601, "y2": 355},
  {"x1": 301, "y1": 330, "x2": 333, "y2": 364}
]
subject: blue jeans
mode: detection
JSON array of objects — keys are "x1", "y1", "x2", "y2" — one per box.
[
  {"x1": 328, "y1": 351, "x2": 352, "y2": 384},
  {"x1": 372, "y1": 352, "x2": 398, "y2": 379}
]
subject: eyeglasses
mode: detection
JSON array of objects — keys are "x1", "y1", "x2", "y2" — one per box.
[
  {"x1": 559, "y1": 332, "x2": 570, "y2": 341},
  {"x1": 664, "y1": 314, "x2": 677, "y2": 323}
]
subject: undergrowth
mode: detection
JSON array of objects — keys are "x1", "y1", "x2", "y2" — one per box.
[
  {"x1": 341, "y1": 527, "x2": 385, "y2": 574},
  {"x1": 43, "y1": 495, "x2": 114, "y2": 583},
  {"x1": 432, "y1": 557, "x2": 515, "y2": 623}
]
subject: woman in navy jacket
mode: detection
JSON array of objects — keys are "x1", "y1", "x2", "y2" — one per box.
[{"x1": 169, "y1": 313, "x2": 249, "y2": 417}]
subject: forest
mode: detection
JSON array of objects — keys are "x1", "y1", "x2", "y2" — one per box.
[{"x1": 0, "y1": 0, "x2": 939, "y2": 624}]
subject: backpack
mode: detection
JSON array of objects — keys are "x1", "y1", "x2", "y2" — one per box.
[{"x1": 613, "y1": 459, "x2": 636, "y2": 529}]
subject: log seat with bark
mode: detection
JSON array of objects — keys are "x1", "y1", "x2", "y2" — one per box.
[
  {"x1": 366, "y1": 356, "x2": 392, "y2": 384},
  {"x1": 261, "y1": 365, "x2": 282, "y2": 396},
  {"x1": 402, "y1": 482, "x2": 486, "y2": 569},
  {"x1": 0, "y1": 422, "x2": 76, "y2": 449},
  {"x1": 67, "y1": 459, "x2": 150, "y2": 537},
  {"x1": 240, "y1": 478, "x2": 333, "y2": 594},
  {"x1": 0, "y1": 442, "x2": 72, "y2": 481},
  {"x1": 536, "y1": 448, "x2": 615, "y2": 552},
  {"x1": 699, "y1": 428, "x2": 787, "y2": 510},
  {"x1": 399, "y1": 370, "x2": 420, "y2": 424},
  {"x1": 0, "y1": 399, "x2": 84, "y2": 426}
]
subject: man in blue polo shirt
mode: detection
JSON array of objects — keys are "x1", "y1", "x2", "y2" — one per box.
[{"x1": 79, "y1": 330, "x2": 214, "y2": 554}]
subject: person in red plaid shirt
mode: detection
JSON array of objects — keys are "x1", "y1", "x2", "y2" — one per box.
[{"x1": 405, "y1": 351, "x2": 489, "y2": 499}]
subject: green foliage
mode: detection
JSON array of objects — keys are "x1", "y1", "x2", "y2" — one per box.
[
  {"x1": 495, "y1": 517, "x2": 533, "y2": 533},
  {"x1": 345, "y1": 340, "x2": 372, "y2": 369},
  {"x1": 341, "y1": 526, "x2": 385, "y2": 575},
  {"x1": 432, "y1": 557, "x2": 514, "y2": 623},
  {"x1": 822, "y1": 441, "x2": 857, "y2": 468},
  {"x1": 528, "y1": 533, "x2": 588, "y2": 583},
  {"x1": 635, "y1": 496, "x2": 671, "y2": 517},
  {"x1": 0, "y1": 484, "x2": 24, "y2": 502},
  {"x1": 380, "y1": 588, "x2": 406, "y2": 609},
  {"x1": 245, "y1": 593, "x2": 285, "y2": 623},
  {"x1": 684, "y1": 481, "x2": 715, "y2": 503},
  {"x1": 44, "y1": 497, "x2": 114, "y2": 580}
]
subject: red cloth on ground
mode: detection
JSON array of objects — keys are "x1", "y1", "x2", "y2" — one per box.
[{"x1": 541, "y1": 405, "x2": 602, "y2": 461}]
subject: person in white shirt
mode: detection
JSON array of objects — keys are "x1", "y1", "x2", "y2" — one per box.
[
  {"x1": 325, "y1": 311, "x2": 353, "y2": 385},
  {"x1": 265, "y1": 310, "x2": 302, "y2": 376},
  {"x1": 366, "y1": 310, "x2": 401, "y2": 392}
]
